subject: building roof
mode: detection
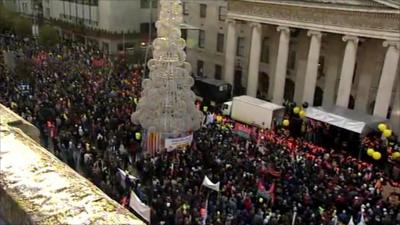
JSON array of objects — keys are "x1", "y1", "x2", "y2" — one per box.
[
  {"x1": 305, "y1": 106, "x2": 387, "y2": 134},
  {"x1": 195, "y1": 77, "x2": 230, "y2": 86},
  {"x1": 373, "y1": 0, "x2": 400, "y2": 8},
  {"x1": 256, "y1": 0, "x2": 400, "y2": 9},
  {"x1": 234, "y1": 95, "x2": 284, "y2": 110},
  {"x1": 286, "y1": 0, "x2": 400, "y2": 9}
]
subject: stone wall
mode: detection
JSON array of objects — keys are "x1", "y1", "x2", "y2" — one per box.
[{"x1": 0, "y1": 104, "x2": 145, "y2": 225}]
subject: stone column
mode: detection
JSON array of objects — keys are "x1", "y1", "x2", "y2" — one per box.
[
  {"x1": 246, "y1": 23, "x2": 262, "y2": 97},
  {"x1": 224, "y1": 19, "x2": 237, "y2": 88},
  {"x1": 302, "y1": 30, "x2": 322, "y2": 104},
  {"x1": 391, "y1": 85, "x2": 400, "y2": 136},
  {"x1": 293, "y1": 31, "x2": 309, "y2": 104},
  {"x1": 272, "y1": 26, "x2": 290, "y2": 104},
  {"x1": 373, "y1": 41, "x2": 400, "y2": 118},
  {"x1": 323, "y1": 36, "x2": 342, "y2": 107},
  {"x1": 267, "y1": 27, "x2": 279, "y2": 100},
  {"x1": 336, "y1": 35, "x2": 359, "y2": 108}
]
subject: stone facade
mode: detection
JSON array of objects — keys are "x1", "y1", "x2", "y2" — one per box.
[
  {"x1": 41, "y1": 0, "x2": 158, "y2": 53},
  {"x1": 221, "y1": 0, "x2": 400, "y2": 132}
]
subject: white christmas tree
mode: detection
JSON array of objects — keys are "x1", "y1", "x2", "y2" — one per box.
[{"x1": 132, "y1": 0, "x2": 203, "y2": 136}]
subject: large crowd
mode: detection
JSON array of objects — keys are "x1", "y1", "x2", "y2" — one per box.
[
  {"x1": 1, "y1": 33, "x2": 399, "y2": 225},
  {"x1": 0, "y1": 33, "x2": 143, "y2": 202},
  {"x1": 142, "y1": 121, "x2": 400, "y2": 225}
]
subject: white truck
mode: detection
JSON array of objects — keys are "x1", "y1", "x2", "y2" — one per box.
[{"x1": 222, "y1": 95, "x2": 285, "y2": 129}]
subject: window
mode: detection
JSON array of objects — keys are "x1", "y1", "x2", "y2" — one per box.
[
  {"x1": 182, "y1": 2, "x2": 189, "y2": 15},
  {"x1": 152, "y1": 0, "x2": 158, "y2": 8},
  {"x1": 288, "y1": 51, "x2": 296, "y2": 69},
  {"x1": 22, "y1": 3, "x2": 28, "y2": 13},
  {"x1": 198, "y1": 30, "x2": 205, "y2": 48},
  {"x1": 181, "y1": 29, "x2": 187, "y2": 41},
  {"x1": 140, "y1": 23, "x2": 149, "y2": 33},
  {"x1": 200, "y1": 4, "x2": 207, "y2": 18},
  {"x1": 218, "y1": 6, "x2": 227, "y2": 21},
  {"x1": 102, "y1": 42, "x2": 109, "y2": 53},
  {"x1": 216, "y1": 33, "x2": 224, "y2": 53},
  {"x1": 45, "y1": 7, "x2": 50, "y2": 17},
  {"x1": 288, "y1": 41, "x2": 296, "y2": 69},
  {"x1": 215, "y1": 64, "x2": 222, "y2": 80},
  {"x1": 197, "y1": 60, "x2": 204, "y2": 76},
  {"x1": 80, "y1": 0, "x2": 98, "y2": 5},
  {"x1": 261, "y1": 38, "x2": 269, "y2": 63},
  {"x1": 140, "y1": 0, "x2": 149, "y2": 8},
  {"x1": 140, "y1": 23, "x2": 155, "y2": 35},
  {"x1": 318, "y1": 56, "x2": 325, "y2": 79},
  {"x1": 236, "y1": 37, "x2": 245, "y2": 57}
]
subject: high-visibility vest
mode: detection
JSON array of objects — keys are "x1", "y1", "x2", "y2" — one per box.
[{"x1": 135, "y1": 132, "x2": 141, "y2": 140}]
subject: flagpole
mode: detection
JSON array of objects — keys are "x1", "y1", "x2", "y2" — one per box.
[{"x1": 292, "y1": 206, "x2": 297, "y2": 225}]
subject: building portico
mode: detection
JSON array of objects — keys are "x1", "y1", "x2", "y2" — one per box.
[{"x1": 224, "y1": 0, "x2": 400, "y2": 132}]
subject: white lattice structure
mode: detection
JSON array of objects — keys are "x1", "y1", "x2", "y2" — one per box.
[{"x1": 132, "y1": 0, "x2": 203, "y2": 136}]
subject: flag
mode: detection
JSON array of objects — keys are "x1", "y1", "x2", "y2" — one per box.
[
  {"x1": 202, "y1": 176, "x2": 220, "y2": 192},
  {"x1": 267, "y1": 165, "x2": 282, "y2": 177},
  {"x1": 358, "y1": 210, "x2": 366, "y2": 225},
  {"x1": 200, "y1": 197, "x2": 209, "y2": 225},
  {"x1": 348, "y1": 216, "x2": 355, "y2": 225},
  {"x1": 129, "y1": 191, "x2": 151, "y2": 223},
  {"x1": 291, "y1": 211, "x2": 297, "y2": 225},
  {"x1": 146, "y1": 131, "x2": 160, "y2": 156},
  {"x1": 332, "y1": 210, "x2": 338, "y2": 225},
  {"x1": 268, "y1": 182, "x2": 276, "y2": 205},
  {"x1": 117, "y1": 168, "x2": 127, "y2": 189},
  {"x1": 257, "y1": 179, "x2": 268, "y2": 198}
]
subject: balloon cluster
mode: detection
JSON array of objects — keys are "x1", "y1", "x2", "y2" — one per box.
[
  {"x1": 283, "y1": 119, "x2": 290, "y2": 127},
  {"x1": 378, "y1": 123, "x2": 392, "y2": 138},
  {"x1": 392, "y1": 151, "x2": 400, "y2": 160},
  {"x1": 367, "y1": 148, "x2": 381, "y2": 160},
  {"x1": 293, "y1": 106, "x2": 306, "y2": 118}
]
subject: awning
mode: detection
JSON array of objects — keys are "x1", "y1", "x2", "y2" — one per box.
[{"x1": 305, "y1": 106, "x2": 387, "y2": 135}]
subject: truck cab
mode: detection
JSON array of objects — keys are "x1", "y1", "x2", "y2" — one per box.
[
  {"x1": 222, "y1": 101, "x2": 232, "y2": 116},
  {"x1": 192, "y1": 77, "x2": 232, "y2": 106}
]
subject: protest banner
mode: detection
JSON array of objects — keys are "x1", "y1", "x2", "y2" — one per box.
[{"x1": 165, "y1": 134, "x2": 193, "y2": 152}]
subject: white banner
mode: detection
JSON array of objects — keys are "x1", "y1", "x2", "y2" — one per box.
[
  {"x1": 202, "y1": 176, "x2": 220, "y2": 192},
  {"x1": 129, "y1": 191, "x2": 151, "y2": 223},
  {"x1": 165, "y1": 134, "x2": 193, "y2": 151},
  {"x1": 117, "y1": 168, "x2": 138, "y2": 189}
]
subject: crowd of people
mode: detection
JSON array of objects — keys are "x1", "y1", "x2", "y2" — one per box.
[
  {"x1": 0, "y1": 33, "x2": 143, "y2": 203},
  {"x1": 140, "y1": 121, "x2": 400, "y2": 225},
  {"x1": 1, "y1": 32, "x2": 399, "y2": 225}
]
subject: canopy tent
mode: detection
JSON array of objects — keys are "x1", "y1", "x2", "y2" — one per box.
[{"x1": 305, "y1": 106, "x2": 388, "y2": 135}]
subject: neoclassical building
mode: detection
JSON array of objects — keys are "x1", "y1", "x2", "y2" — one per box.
[{"x1": 222, "y1": 0, "x2": 400, "y2": 132}]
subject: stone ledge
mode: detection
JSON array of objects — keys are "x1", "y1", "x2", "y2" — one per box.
[
  {"x1": 0, "y1": 104, "x2": 145, "y2": 225},
  {"x1": 0, "y1": 104, "x2": 40, "y2": 143}
]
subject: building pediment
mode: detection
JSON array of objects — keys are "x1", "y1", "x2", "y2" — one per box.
[
  {"x1": 242, "y1": 0, "x2": 400, "y2": 10},
  {"x1": 372, "y1": 0, "x2": 400, "y2": 9},
  {"x1": 228, "y1": 0, "x2": 400, "y2": 40},
  {"x1": 308, "y1": 0, "x2": 400, "y2": 9}
]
